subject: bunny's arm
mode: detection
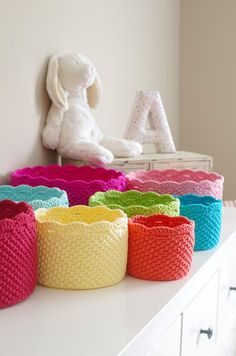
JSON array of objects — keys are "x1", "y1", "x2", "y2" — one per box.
[{"x1": 42, "y1": 105, "x2": 64, "y2": 150}]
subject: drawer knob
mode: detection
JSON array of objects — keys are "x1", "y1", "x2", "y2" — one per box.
[
  {"x1": 230, "y1": 286, "x2": 236, "y2": 291},
  {"x1": 200, "y1": 327, "x2": 213, "y2": 339}
]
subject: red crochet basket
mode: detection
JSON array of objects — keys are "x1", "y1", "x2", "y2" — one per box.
[
  {"x1": 127, "y1": 214, "x2": 195, "y2": 281},
  {"x1": 10, "y1": 165, "x2": 126, "y2": 206},
  {"x1": 0, "y1": 200, "x2": 37, "y2": 308}
]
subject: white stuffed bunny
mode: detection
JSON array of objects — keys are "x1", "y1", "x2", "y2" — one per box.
[{"x1": 42, "y1": 53, "x2": 142, "y2": 165}]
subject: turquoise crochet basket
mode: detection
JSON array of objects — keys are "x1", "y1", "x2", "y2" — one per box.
[
  {"x1": 177, "y1": 194, "x2": 222, "y2": 251},
  {"x1": 0, "y1": 185, "x2": 69, "y2": 210}
]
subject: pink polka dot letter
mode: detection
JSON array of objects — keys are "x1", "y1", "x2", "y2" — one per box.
[{"x1": 124, "y1": 91, "x2": 176, "y2": 153}]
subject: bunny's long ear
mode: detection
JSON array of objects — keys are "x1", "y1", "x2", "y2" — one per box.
[
  {"x1": 87, "y1": 69, "x2": 102, "y2": 109},
  {"x1": 46, "y1": 55, "x2": 68, "y2": 111}
]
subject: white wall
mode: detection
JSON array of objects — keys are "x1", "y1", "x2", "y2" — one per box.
[
  {"x1": 0, "y1": 0, "x2": 179, "y2": 182},
  {"x1": 180, "y1": 0, "x2": 236, "y2": 199}
]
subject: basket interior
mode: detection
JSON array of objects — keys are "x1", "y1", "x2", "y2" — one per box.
[
  {"x1": 128, "y1": 169, "x2": 222, "y2": 183},
  {"x1": 17, "y1": 165, "x2": 121, "y2": 183},
  {"x1": 130, "y1": 214, "x2": 191, "y2": 229},
  {"x1": 91, "y1": 190, "x2": 176, "y2": 208},
  {"x1": 0, "y1": 200, "x2": 29, "y2": 221},
  {"x1": 36, "y1": 206, "x2": 124, "y2": 224}
]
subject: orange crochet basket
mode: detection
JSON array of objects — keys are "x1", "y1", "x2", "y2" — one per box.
[{"x1": 127, "y1": 214, "x2": 195, "y2": 281}]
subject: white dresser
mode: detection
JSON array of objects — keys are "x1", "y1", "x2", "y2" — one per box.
[
  {"x1": 58, "y1": 151, "x2": 213, "y2": 172},
  {"x1": 1, "y1": 208, "x2": 236, "y2": 356}
]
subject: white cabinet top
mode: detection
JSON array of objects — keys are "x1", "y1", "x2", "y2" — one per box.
[{"x1": 1, "y1": 208, "x2": 236, "y2": 356}]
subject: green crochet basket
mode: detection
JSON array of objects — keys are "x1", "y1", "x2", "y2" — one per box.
[{"x1": 89, "y1": 190, "x2": 180, "y2": 218}]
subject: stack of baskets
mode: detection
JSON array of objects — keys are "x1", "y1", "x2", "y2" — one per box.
[
  {"x1": 0, "y1": 163, "x2": 224, "y2": 309},
  {"x1": 124, "y1": 169, "x2": 223, "y2": 280}
]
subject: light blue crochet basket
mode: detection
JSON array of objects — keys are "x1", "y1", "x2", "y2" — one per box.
[
  {"x1": 0, "y1": 185, "x2": 69, "y2": 210},
  {"x1": 177, "y1": 194, "x2": 222, "y2": 251}
]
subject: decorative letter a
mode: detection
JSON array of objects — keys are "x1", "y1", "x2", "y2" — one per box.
[{"x1": 124, "y1": 91, "x2": 176, "y2": 153}]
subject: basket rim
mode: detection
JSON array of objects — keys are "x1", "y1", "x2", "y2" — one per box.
[
  {"x1": 0, "y1": 185, "x2": 68, "y2": 206},
  {"x1": 0, "y1": 199, "x2": 33, "y2": 225},
  {"x1": 89, "y1": 190, "x2": 179, "y2": 211},
  {"x1": 177, "y1": 194, "x2": 222, "y2": 208},
  {"x1": 129, "y1": 213, "x2": 194, "y2": 232},
  {"x1": 126, "y1": 169, "x2": 224, "y2": 185},
  {"x1": 35, "y1": 205, "x2": 128, "y2": 228},
  {"x1": 11, "y1": 164, "x2": 125, "y2": 187}
]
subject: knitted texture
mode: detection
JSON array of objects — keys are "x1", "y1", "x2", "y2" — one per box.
[
  {"x1": 177, "y1": 194, "x2": 222, "y2": 251},
  {"x1": 126, "y1": 169, "x2": 224, "y2": 200},
  {"x1": 10, "y1": 164, "x2": 126, "y2": 206},
  {"x1": 0, "y1": 185, "x2": 68, "y2": 210},
  {"x1": 89, "y1": 190, "x2": 180, "y2": 218},
  {"x1": 36, "y1": 206, "x2": 128, "y2": 289},
  {"x1": 0, "y1": 200, "x2": 37, "y2": 308},
  {"x1": 127, "y1": 214, "x2": 195, "y2": 281}
]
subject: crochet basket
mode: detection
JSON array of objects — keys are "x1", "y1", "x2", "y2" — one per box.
[
  {"x1": 126, "y1": 169, "x2": 224, "y2": 200},
  {"x1": 10, "y1": 164, "x2": 126, "y2": 206},
  {"x1": 0, "y1": 200, "x2": 37, "y2": 308},
  {"x1": 36, "y1": 205, "x2": 128, "y2": 289},
  {"x1": 177, "y1": 194, "x2": 222, "y2": 251},
  {"x1": 0, "y1": 185, "x2": 68, "y2": 210},
  {"x1": 127, "y1": 214, "x2": 195, "y2": 281},
  {"x1": 89, "y1": 190, "x2": 180, "y2": 218}
]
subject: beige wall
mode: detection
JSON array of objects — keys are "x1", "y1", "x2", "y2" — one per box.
[
  {"x1": 180, "y1": 0, "x2": 236, "y2": 199},
  {"x1": 0, "y1": 0, "x2": 179, "y2": 182}
]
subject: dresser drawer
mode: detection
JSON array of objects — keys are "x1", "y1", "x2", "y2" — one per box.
[
  {"x1": 181, "y1": 272, "x2": 219, "y2": 356},
  {"x1": 59, "y1": 152, "x2": 212, "y2": 173},
  {"x1": 218, "y1": 252, "x2": 236, "y2": 334},
  {"x1": 151, "y1": 160, "x2": 211, "y2": 171},
  {"x1": 146, "y1": 316, "x2": 181, "y2": 356},
  {"x1": 108, "y1": 162, "x2": 150, "y2": 172}
]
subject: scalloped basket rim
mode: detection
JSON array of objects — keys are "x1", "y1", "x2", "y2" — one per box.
[
  {"x1": 0, "y1": 184, "x2": 67, "y2": 205},
  {"x1": 90, "y1": 189, "x2": 179, "y2": 204},
  {"x1": 11, "y1": 164, "x2": 125, "y2": 187},
  {"x1": 177, "y1": 194, "x2": 222, "y2": 208},
  {"x1": 0, "y1": 199, "x2": 33, "y2": 225},
  {"x1": 36, "y1": 205, "x2": 128, "y2": 228},
  {"x1": 126, "y1": 169, "x2": 224, "y2": 185},
  {"x1": 129, "y1": 217, "x2": 194, "y2": 234},
  {"x1": 90, "y1": 202, "x2": 178, "y2": 214}
]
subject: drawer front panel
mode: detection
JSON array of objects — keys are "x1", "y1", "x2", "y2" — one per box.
[
  {"x1": 151, "y1": 161, "x2": 211, "y2": 171},
  {"x1": 219, "y1": 252, "x2": 236, "y2": 334},
  {"x1": 147, "y1": 316, "x2": 181, "y2": 356},
  {"x1": 108, "y1": 162, "x2": 150, "y2": 172},
  {"x1": 181, "y1": 272, "x2": 219, "y2": 356}
]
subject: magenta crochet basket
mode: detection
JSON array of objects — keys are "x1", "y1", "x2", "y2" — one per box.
[
  {"x1": 126, "y1": 169, "x2": 224, "y2": 200},
  {"x1": 10, "y1": 165, "x2": 126, "y2": 206},
  {"x1": 0, "y1": 200, "x2": 37, "y2": 309}
]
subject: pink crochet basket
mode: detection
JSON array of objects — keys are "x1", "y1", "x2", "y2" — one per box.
[
  {"x1": 126, "y1": 169, "x2": 224, "y2": 200},
  {"x1": 10, "y1": 165, "x2": 126, "y2": 206},
  {"x1": 0, "y1": 200, "x2": 37, "y2": 309}
]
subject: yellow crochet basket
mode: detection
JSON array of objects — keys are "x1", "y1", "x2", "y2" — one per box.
[{"x1": 36, "y1": 205, "x2": 128, "y2": 290}]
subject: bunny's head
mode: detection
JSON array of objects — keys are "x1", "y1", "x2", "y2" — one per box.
[{"x1": 46, "y1": 53, "x2": 102, "y2": 111}]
